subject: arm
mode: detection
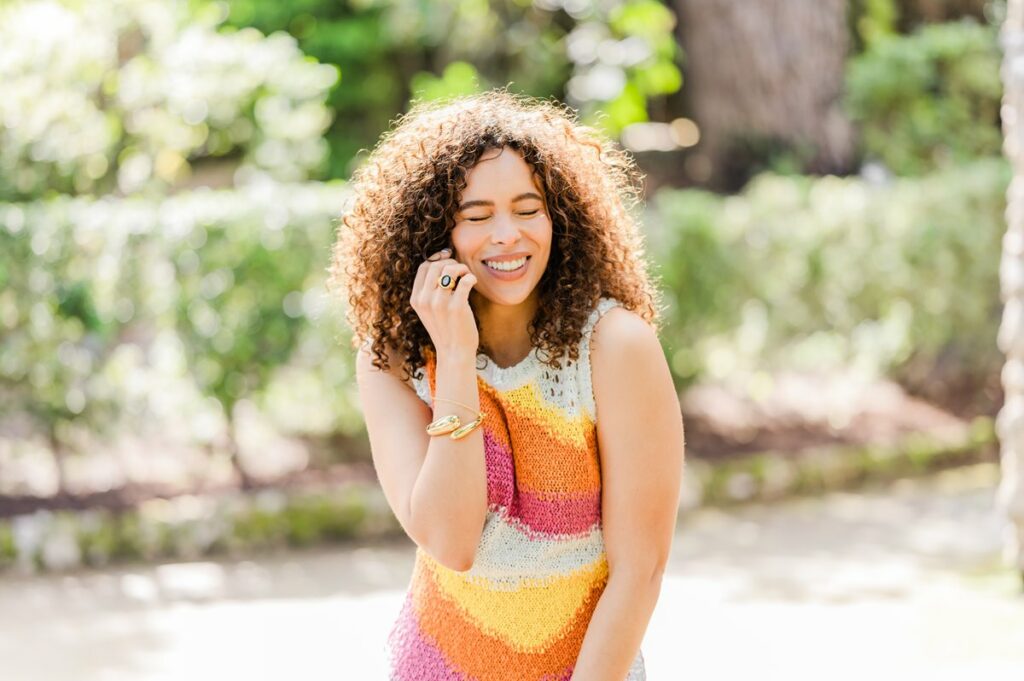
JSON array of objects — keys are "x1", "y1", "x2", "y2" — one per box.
[
  {"x1": 570, "y1": 308, "x2": 686, "y2": 681},
  {"x1": 356, "y1": 342, "x2": 488, "y2": 571}
]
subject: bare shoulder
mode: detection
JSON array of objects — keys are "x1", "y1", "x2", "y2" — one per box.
[
  {"x1": 356, "y1": 338, "x2": 417, "y2": 388},
  {"x1": 590, "y1": 305, "x2": 660, "y2": 358},
  {"x1": 589, "y1": 306, "x2": 668, "y2": 411}
]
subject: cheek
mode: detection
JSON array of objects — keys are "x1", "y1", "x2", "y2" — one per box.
[
  {"x1": 450, "y1": 225, "x2": 481, "y2": 259},
  {"x1": 535, "y1": 218, "x2": 554, "y2": 250}
]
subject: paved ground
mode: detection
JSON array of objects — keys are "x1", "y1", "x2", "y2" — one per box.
[{"x1": 1, "y1": 463, "x2": 1022, "y2": 681}]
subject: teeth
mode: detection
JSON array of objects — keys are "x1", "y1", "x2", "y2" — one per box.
[{"x1": 485, "y1": 256, "x2": 527, "y2": 271}]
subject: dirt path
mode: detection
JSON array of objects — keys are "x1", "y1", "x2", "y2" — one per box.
[{"x1": 0, "y1": 463, "x2": 1021, "y2": 680}]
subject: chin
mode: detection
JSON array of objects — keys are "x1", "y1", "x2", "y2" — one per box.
[{"x1": 473, "y1": 284, "x2": 537, "y2": 307}]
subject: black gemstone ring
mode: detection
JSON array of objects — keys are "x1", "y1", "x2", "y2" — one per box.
[{"x1": 437, "y1": 273, "x2": 456, "y2": 291}]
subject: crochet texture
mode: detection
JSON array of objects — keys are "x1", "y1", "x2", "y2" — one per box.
[{"x1": 386, "y1": 296, "x2": 647, "y2": 681}]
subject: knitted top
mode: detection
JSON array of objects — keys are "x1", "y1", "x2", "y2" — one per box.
[{"x1": 386, "y1": 296, "x2": 647, "y2": 681}]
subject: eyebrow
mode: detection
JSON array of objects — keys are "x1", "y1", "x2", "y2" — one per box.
[{"x1": 458, "y1": 192, "x2": 544, "y2": 211}]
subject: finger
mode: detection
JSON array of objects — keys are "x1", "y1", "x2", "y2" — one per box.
[
  {"x1": 450, "y1": 271, "x2": 477, "y2": 305},
  {"x1": 414, "y1": 249, "x2": 452, "y2": 301},
  {"x1": 426, "y1": 257, "x2": 459, "y2": 295},
  {"x1": 431, "y1": 263, "x2": 468, "y2": 300}
]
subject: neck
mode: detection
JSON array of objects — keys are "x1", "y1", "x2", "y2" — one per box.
[{"x1": 471, "y1": 288, "x2": 541, "y2": 365}]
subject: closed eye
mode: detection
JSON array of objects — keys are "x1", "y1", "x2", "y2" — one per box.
[{"x1": 465, "y1": 210, "x2": 540, "y2": 223}]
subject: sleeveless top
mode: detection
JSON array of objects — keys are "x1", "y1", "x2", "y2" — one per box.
[{"x1": 385, "y1": 296, "x2": 647, "y2": 681}]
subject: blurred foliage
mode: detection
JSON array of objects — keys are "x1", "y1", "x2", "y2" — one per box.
[
  {"x1": 0, "y1": 484, "x2": 380, "y2": 571},
  {"x1": 0, "y1": 182, "x2": 362, "y2": 491},
  {"x1": 1, "y1": 0, "x2": 1011, "y2": 501},
  {"x1": 850, "y1": 0, "x2": 902, "y2": 49},
  {"x1": 3, "y1": 158, "x2": 1007, "y2": 487},
  {"x1": 216, "y1": 0, "x2": 682, "y2": 177},
  {"x1": 0, "y1": 0, "x2": 351, "y2": 491},
  {"x1": 0, "y1": 419, "x2": 995, "y2": 572},
  {"x1": 648, "y1": 157, "x2": 1009, "y2": 396},
  {"x1": 0, "y1": 0, "x2": 338, "y2": 201},
  {"x1": 174, "y1": 197, "x2": 320, "y2": 417},
  {"x1": 848, "y1": 0, "x2": 1002, "y2": 52},
  {"x1": 843, "y1": 16, "x2": 1003, "y2": 175}
]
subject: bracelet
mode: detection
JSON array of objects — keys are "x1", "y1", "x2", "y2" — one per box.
[
  {"x1": 450, "y1": 412, "x2": 485, "y2": 440},
  {"x1": 425, "y1": 397, "x2": 485, "y2": 439},
  {"x1": 433, "y1": 396, "x2": 479, "y2": 413}
]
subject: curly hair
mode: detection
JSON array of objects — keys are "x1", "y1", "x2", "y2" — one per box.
[{"x1": 328, "y1": 87, "x2": 663, "y2": 383}]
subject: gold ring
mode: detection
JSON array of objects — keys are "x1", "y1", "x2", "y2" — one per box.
[{"x1": 437, "y1": 273, "x2": 457, "y2": 291}]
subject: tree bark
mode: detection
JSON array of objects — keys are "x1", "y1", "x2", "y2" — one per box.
[
  {"x1": 997, "y1": 0, "x2": 1024, "y2": 590},
  {"x1": 898, "y1": 0, "x2": 990, "y2": 28},
  {"x1": 673, "y1": 0, "x2": 857, "y2": 189}
]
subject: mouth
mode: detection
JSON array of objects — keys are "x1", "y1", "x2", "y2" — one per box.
[{"x1": 482, "y1": 255, "x2": 531, "y2": 279}]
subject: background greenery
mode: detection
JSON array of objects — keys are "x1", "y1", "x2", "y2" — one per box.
[{"x1": 0, "y1": 0, "x2": 1011, "y2": 568}]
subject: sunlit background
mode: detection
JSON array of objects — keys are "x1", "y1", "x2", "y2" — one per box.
[{"x1": 1, "y1": 0, "x2": 1023, "y2": 678}]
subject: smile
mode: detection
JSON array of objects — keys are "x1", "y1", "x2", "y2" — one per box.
[{"x1": 483, "y1": 256, "x2": 530, "y2": 280}]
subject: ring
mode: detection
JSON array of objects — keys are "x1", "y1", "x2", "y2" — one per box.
[{"x1": 437, "y1": 273, "x2": 457, "y2": 291}]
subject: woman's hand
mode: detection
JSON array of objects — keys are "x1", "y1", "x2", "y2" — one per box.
[{"x1": 411, "y1": 247, "x2": 479, "y2": 358}]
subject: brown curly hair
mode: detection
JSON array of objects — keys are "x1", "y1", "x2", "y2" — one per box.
[{"x1": 327, "y1": 87, "x2": 663, "y2": 383}]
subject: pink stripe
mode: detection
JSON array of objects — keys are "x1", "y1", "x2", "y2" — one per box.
[
  {"x1": 540, "y1": 669, "x2": 574, "y2": 681},
  {"x1": 387, "y1": 594, "x2": 468, "y2": 681},
  {"x1": 484, "y1": 427, "x2": 515, "y2": 508},
  {"x1": 483, "y1": 428, "x2": 600, "y2": 536},
  {"x1": 508, "y1": 487, "x2": 601, "y2": 536}
]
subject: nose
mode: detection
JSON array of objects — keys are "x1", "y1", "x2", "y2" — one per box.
[{"x1": 490, "y1": 214, "x2": 521, "y2": 245}]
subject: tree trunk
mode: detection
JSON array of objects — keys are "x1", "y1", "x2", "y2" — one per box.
[
  {"x1": 47, "y1": 426, "x2": 70, "y2": 498},
  {"x1": 673, "y1": 0, "x2": 857, "y2": 189},
  {"x1": 221, "y1": 409, "x2": 255, "y2": 491},
  {"x1": 997, "y1": 0, "x2": 1024, "y2": 590}
]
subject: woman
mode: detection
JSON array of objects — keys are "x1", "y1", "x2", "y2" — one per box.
[{"x1": 330, "y1": 88, "x2": 685, "y2": 681}]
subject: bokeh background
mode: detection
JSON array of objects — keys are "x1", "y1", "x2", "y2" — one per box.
[{"x1": 1, "y1": 0, "x2": 1022, "y2": 679}]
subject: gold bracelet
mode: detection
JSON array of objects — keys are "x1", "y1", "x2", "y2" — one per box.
[
  {"x1": 425, "y1": 396, "x2": 486, "y2": 439},
  {"x1": 426, "y1": 414, "x2": 461, "y2": 436},
  {"x1": 450, "y1": 412, "x2": 485, "y2": 440},
  {"x1": 432, "y1": 396, "x2": 480, "y2": 413},
  {"x1": 425, "y1": 412, "x2": 487, "y2": 438}
]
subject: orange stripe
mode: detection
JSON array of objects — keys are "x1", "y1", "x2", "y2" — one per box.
[
  {"x1": 410, "y1": 558, "x2": 607, "y2": 680},
  {"x1": 426, "y1": 355, "x2": 600, "y2": 496},
  {"x1": 509, "y1": 407, "x2": 599, "y2": 495}
]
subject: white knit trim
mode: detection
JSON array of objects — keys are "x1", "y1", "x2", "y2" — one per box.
[
  {"x1": 578, "y1": 297, "x2": 623, "y2": 423},
  {"x1": 408, "y1": 296, "x2": 622, "y2": 414},
  {"x1": 475, "y1": 345, "x2": 543, "y2": 390},
  {"x1": 409, "y1": 367, "x2": 433, "y2": 408},
  {"x1": 626, "y1": 648, "x2": 646, "y2": 680}
]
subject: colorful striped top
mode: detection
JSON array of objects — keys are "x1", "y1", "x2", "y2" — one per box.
[{"x1": 386, "y1": 296, "x2": 647, "y2": 681}]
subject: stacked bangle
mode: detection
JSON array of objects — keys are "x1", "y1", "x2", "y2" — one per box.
[{"x1": 426, "y1": 396, "x2": 486, "y2": 440}]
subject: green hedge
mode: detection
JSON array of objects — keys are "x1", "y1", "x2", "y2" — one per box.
[
  {"x1": 1, "y1": 158, "x2": 1009, "y2": 495},
  {"x1": 0, "y1": 414, "x2": 994, "y2": 573},
  {"x1": 0, "y1": 182, "x2": 365, "y2": 496},
  {"x1": 648, "y1": 156, "x2": 1010, "y2": 391},
  {"x1": 844, "y1": 18, "x2": 1003, "y2": 175}
]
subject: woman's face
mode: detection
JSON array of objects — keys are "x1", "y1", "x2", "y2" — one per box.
[{"x1": 450, "y1": 146, "x2": 553, "y2": 307}]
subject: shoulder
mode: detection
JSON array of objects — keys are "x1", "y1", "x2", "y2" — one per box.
[
  {"x1": 356, "y1": 337, "x2": 417, "y2": 387},
  {"x1": 589, "y1": 304, "x2": 673, "y2": 425},
  {"x1": 590, "y1": 304, "x2": 665, "y2": 399},
  {"x1": 590, "y1": 303, "x2": 659, "y2": 357}
]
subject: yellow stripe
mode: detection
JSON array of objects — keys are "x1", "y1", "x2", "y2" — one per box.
[
  {"x1": 421, "y1": 550, "x2": 609, "y2": 650},
  {"x1": 501, "y1": 382, "x2": 590, "y2": 448}
]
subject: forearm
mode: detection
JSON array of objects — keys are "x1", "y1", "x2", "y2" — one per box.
[
  {"x1": 409, "y1": 349, "x2": 488, "y2": 569},
  {"x1": 570, "y1": 570, "x2": 663, "y2": 681}
]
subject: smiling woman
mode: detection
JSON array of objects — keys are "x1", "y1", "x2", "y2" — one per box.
[
  {"x1": 450, "y1": 146, "x2": 553, "y2": 361},
  {"x1": 329, "y1": 88, "x2": 684, "y2": 681}
]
